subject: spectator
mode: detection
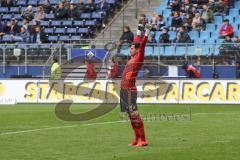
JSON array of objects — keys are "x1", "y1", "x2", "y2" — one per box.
[
  {"x1": 54, "y1": 2, "x2": 68, "y2": 19},
  {"x1": 159, "y1": 27, "x2": 170, "y2": 44},
  {"x1": 213, "y1": 0, "x2": 228, "y2": 16},
  {"x1": 23, "y1": 18, "x2": 31, "y2": 32},
  {"x1": 150, "y1": 13, "x2": 159, "y2": 31},
  {"x1": 219, "y1": 19, "x2": 234, "y2": 38},
  {"x1": 175, "y1": 26, "x2": 192, "y2": 43},
  {"x1": 0, "y1": 21, "x2": 5, "y2": 36},
  {"x1": 189, "y1": 5, "x2": 197, "y2": 16},
  {"x1": 180, "y1": 0, "x2": 192, "y2": 14},
  {"x1": 233, "y1": 35, "x2": 240, "y2": 43},
  {"x1": 16, "y1": 27, "x2": 31, "y2": 43},
  {"x1": 157, "y1": 15, "x2": 166, "y2": 31},
  {"x1": 219, "y1": 36, "x2": 233, "y2": 55},
  {"x1": 79, "y1": 0, "x2": 87, "y2": 13},
  {"x1": 183, "y1": 13, "x2": 193, "y2": 31},
  {"x1": 32, "y1": 26, "x2": 48, "y2": 43},
  {"x1": 182, "y1": 62, "x2": 201, "y2": 78},
  {"x1": 232, "y1": 35, "x2": 240, "y2": 55},
  {"x1": 85, "y1": 0, "x2": 96, "y2": 12},
  {"x1": 98, "y1": 0, "x2": 109, "y2": 28},
  {"x1": 120, "y1": 26, "x2": 134, "y2": 43},
  {"x1": 34, "y1": 6, "x2": 46, "y2": 21},
  {"x1": 5, "y1": 19, "x2": 20, "y2": 35},
  {"x1": 147, "y1": 33, "x2": 157, "y2": 44},
  {"x1": 22, "y1": 5, "x2": 35, "y2": 21},
  {"x1": 168, "y1": 0, "x2": 177, "y2": 9},
  {"x1": 86, "y1": 60, "x2": 97, "y2": 80},
  {"x1": 171, "y1": 0, "x2": 181, "y2": 12},
  {"x1": 30, "y1": 20, "x2": 40, "y2": 34},
  {"x1": 138, "y1": 14, "x2": 148, "y2": 31},
  {"x1": 192, "y1": 13, "x2": 205, "y2": 31},
  {"x1": 201, "y1": 4, "x2": 214, "y2": 23},
  {"x1": 1, "y1": 0, "x2": 14, "y2": 7},
  {"x1": 42, "y1": 0, "x2": 52, "y2": 14},
  {"x1": 108, "y1": 57, "x2": 119, "y2": 79},
  {"x1": 68, "y1": 3, "x2": 80, "y2": 20},
  {"x1": 171, "y1": 11, "x2": 183, "y2": 31}
]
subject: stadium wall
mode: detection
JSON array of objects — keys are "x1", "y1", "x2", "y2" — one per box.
[{"x1": 0, "y1": 80, "x2": 240, "y2": 104}]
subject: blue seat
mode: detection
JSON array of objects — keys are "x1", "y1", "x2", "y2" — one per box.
[
  {"x1": 10, "y1": 7, "x2": 19, "y2": 13},
  {"x1": 45, "y1": 14, "x2": 55, "y2": 19},
  {"x1": 153, "y1": 47, "x2": 164, "y2": 56},
  {"x1": 40, "y1": 21, "x2": 49, "y2": 27},
  {"x1": 51, "y1": 20, "x2": 62, "y2": 26},
  {"x1": 194, "y1": 39, "x2": 204, "y2": 44},
  {"x1": 20, "y1": 7, "x2": 27, "y2": 12},
  {"x1": 211, "y1": 31, "x2": 219, "y2": 39},
  {"x1": 199, "y1": 47, "x2": 210, "y2": 56},
  {"x1": 71, "y1": 36, "x2": 81, "y2": 41},
  {"x1": 55, "y1": 28, "x2": 66, "y2": 34},
  {"x1": 216, "y1": 39, "x2": 224, "y2": 44},
  {"x1": 74, "y1": 21, "x2": 84, "y2": 26},
  {"x1": 229, "y1": 9, "x2": 239, "y2": 16},
  {"x1": 85, "y1": 20, "x2": 96, "y2": 26},
  {"x1": 120, "y1": 48, "x2": 130, "y2": 56},
  {"x1": 205, "y1": 39, "x2": 216, "y2": 45},
  {"x1": 235, "y1": 1, "x2": 240, "y2": 9},
  {"x1": 0, "y1": 7, "x2": 8, "y2": 13},
  {"x1": 92, "y1": 12, "x2": 102, "y2": 19},
  {"x1": 200, "y1": 31, "x2": 210, "y2": 40},
  {"x1": 28, "y1": 0, "x2": 37, "y2": 5},
  {"x1": 2, "y1": 36, "x2": 12, "y2": 42},
  {"x1": 206, "y1": 24, "x2": 216, "y2": 31},
  {"x1": 44, "y1": 28, "x2": 54, "y2": 34},
  {"x1": 232, "y1": 23, "x2": 238, "y2": 31},
  {"x1": 175, "y1": 47, "x2": 186, "y2": 56},
  {"x1": 210, "y1": 45, "x2": 220, "y2": 56},
  {"x1": 78, "y1": 28, "x2": 89, "y2": 34},
  {"x1": 155, "y1": 31, "x2": 161, "y2": 42},
  {"x1": 17, "y1": 44, "x2": 27, "y2": 49},
  {"x1": 163, "y1": 9, "x2": 171, "y2": 17},
  {"x1": 214, "y1": 16, "x2": 223, "y2": 24},
  {"x1": 145, "y1": 46, "x2": 154, "y2": 56},
  {"x1": 59, "y1": 36, "x2": 70, "y2": 41},
  {"x1": 13, "y1": 14, "x2": 22, "y2": 20},
  {"x1": 164, "y1": 46, "x2": 175, "y2": 56},
  {"x1": 189, "y1": 31, "x2": 199, "y2": 40},
  {"x1": 29, "y1": 44, "x2": 39, "y2": 49},
  {"x1": 2, "y1": 14, "x2": 12, "y2": 20},
  {"x1": 48, "y1": 36, "x2": 58, "y2": 41},
  {"x1": 81, "y1": 13, "x2": 91, "y2": 19},
  {"x1": 106, "y1": 0, "x2": 116, "y2": 4},
  {"x1": 186, "y1": 46, "x2": 196, "y2": 56},
  {"x1": 67, "y1": 28, "x2": 77, "y2": 34},
  {"x1": 224, "y1": 15, "x2": 234, "y2": 23},
  {"x1": 17, "y1": 0, "x2": 27, "y2": 6},
  {"x1": 169, "y1": 31, "x2": 176, "y2": 40},
  {"x1": 50, "y1": 0, "x2": 59, "y2": 5},
  {"x1": 71, "y1": 0, "x2": 80, "y2": 4},
  {"x1": 62, "y1": 21, "x2": 72, "y2": 27},
  {"x1": 40, "y1": 44, "x2": 51, "y2": 49},
  {"x1": 155, "y1": 8, "x2": 163, "y2": 15}
]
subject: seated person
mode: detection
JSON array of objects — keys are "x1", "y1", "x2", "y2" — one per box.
[
  {"x1": 171, "y1": 11, "x2": 183, "y2": 31},
  {"x1": 219, "y1": 19, "x2": 234, "y2": 38},
  {"x1": 175, "y1": 26, "x2": 192, "y2": 43}
]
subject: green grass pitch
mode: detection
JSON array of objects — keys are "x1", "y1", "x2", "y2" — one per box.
[{"x1": 0, "y1": 104, "x2": 240, "y2": 160}]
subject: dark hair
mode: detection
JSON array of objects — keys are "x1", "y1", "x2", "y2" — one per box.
[
  {"x1": 123, "y1": 26, "x2": 130, "y2": 32},
  {"x1": 53, "y1": 58, "x2": 58, "y2": 63},
  {"x1": 140, "y1": 14, "x2": 146, "y2": 18},
  {"x1": 224, "y1": 19, "x2": 229, "y2": 22},
  {"x1": 132, "y1": 42, "x2": 140, "y2": 49}
]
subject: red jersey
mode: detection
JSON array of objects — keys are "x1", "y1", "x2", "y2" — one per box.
[
  {"x1": 121, "y1": 35, "x2": 148, "y2": 92},
  {"x1": 186, "y1": 65, "x2": 201, "y2": 78},
  {"x1": 87, "y1": 63, "x2": 97, "y2": 80},
  {"x1": 109, "y1": 63, "x2": 119, "y2": 79}
]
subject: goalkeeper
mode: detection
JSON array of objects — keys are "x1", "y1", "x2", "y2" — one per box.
[
  {"x1": 51, "y1": 59, "x2": 62, "y2": 80},
  {"x1": 120, "y1": 24, "x2": 152, "y2": 147}
]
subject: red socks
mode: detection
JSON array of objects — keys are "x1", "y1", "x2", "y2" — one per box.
[{"x1": 129, "y1": 114, "x2": 147, "y2": 143}]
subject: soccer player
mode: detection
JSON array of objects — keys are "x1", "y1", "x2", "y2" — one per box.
[{"x1": 120, "y1": 24, "x2": 152, "y2": 147}]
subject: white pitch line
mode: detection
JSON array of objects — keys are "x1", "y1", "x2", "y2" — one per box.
[{"x1": 0, "y1": 120, "x2": 127, "y2": 136}]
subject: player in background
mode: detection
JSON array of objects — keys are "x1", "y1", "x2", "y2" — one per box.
[
  {"x1": 182, "y1": 61, "x2": 201, "y2": 78},
  {"x1": 120, "y1": 24, "x2": 152, "y2": 147}
]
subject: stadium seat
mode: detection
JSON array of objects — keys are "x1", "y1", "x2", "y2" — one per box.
[
  {"x1": 28, "y1": 0, "x2": 37, "y2": 5},
  {"x1": 67, "y1": 28, "x2": 77, "y2": 34},
  {"x1": 175, "y1": 47, "x2": 186, "y2": 56},
  {"x1": 59, "y1": 36, "x2": 70, "y2": 42},
  {"x1": 51, "y1": 20, "x2": 62, "y2": 27},
  {"x1": 71, "y1": 36, "x2": 81, "y2": 41},
  {"x1": 189, "y1": 31, "x2": 199, "y2": 40},
  {"x1": 120, "y1": 48, "x2": 130, "y2": 56},
  {"x1": 85, "y1": 20, "x2": 96, "y2": 26},
  {"x1": 92, "y1": 12, "x2": 102, "y2": 19},
  {"x1": 200, "y1": 31, "x2": 210, "y2": 40},
  {"x1": 164, "y1": 46, "x2": 175, "y2": 56},
  {"x1": 145, "y1": 46, "x2": 154, "y2": 56},
  {"x1": 229, "y1": 9, "x2": 239, "y2": 16},
  {"x1": 40, "y1": 21, "x2": 50, "y2": 27},
  {"x1": 155, "y1": 31, "x2": 161, "y2": 42},
  {"x1": 169, "y1": 31, "x2": 176, "y2": 40},
  {"x1": 209, "y1": 45, "x2": 220, "y2": 56},
  {"x1": 216, "y1": 38, "x2": 224, "y2": 44},
  {"x1": 194, "y1": 39, "x2": 204, "y2": 44},
  {"x1": 214, "y1": 16, "x2": 223, "y2": 24},
  {"x1": 206, "y1": 24, "x2": 216, "y2": 31},
  {"x1": 48, "y1": 36, "x2": 58, "y2": 42},
  {"x1": 0, "y1": 7, "x2": 8, "y2": 13},
  {"x1": 44, "y1": 28, "x2": 54, "y2": 34},
  {"x1": 62, "y1": 21, "x2": 73, "y2": 27},
  {"x1": 153, "y1": 47, "x2": 164, "y2": 56},
  {"x1": 73, "y1": 21, "x2": 84, "y2": 26},
  {"x1": 232, "y1": 23, "x2": 239, "y2": 31},
  {"x1": 13, "y1": 14, "x2": 22, "y2": 20},
  {"x1": 2, "y1": 14, "x2": 12, "y2": 20},
  {"x1": 55, "y1": 28, "x2": 66, "y2": 34},
  {"x1": 224, "y1": 15, "x2": 235, "y2": 23},
  {"x1": 205, "y1": 39, "x2": 216, "y2": 45},
  {"x1": 10, "y1": 7, "x2": 19, "y2": 13},
  {"x1": 17, "y1": 0, "x2": 27, "y2": 6},
  {"x1": 211, "y1": 31, "x2": 219, "y2": 39},
  {"x1": 81, "y1": 13, "x2": 91, "y2": 19},
  {"x1": 45, "y1": 14, "x2": 55, "y2": 19},
  {"x1": 77, "y1": 28, "x2": 89, "y2": 34}
]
